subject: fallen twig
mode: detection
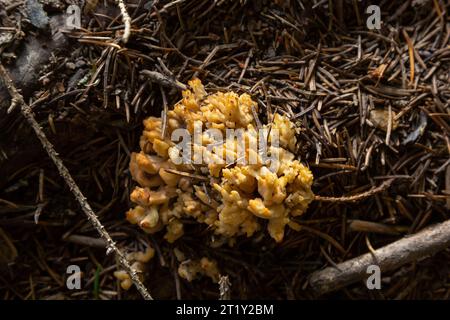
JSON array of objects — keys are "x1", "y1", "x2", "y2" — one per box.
[
  {"x1": 63, "y1": 234, "x2": 108, "y2": 248},
  {"x1": 308, "y1": 218, "x2": 450, "y2": 296},
  {"x1": 116, "y1": 0, "x2": 132, "y2": 43},
  {"x1": 0, "y1": 63, "x2": 153, "y2": 300},
  {"x1": 140, "y1": 69, "x2": 187, "y2": 90},
  {"x1": 314, "y1": 179, "x2": 394, "y2": 202}
]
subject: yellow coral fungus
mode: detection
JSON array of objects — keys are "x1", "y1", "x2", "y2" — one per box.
[
  {"x1": 178, "y1": 257, "x2": 220, "y2": 283},
  {"x1": 127, "y1": 79, "x2": 314, "y2": 244},
  {"x1": 113, "y1": 247, "x2": 155, "y2": 290}
]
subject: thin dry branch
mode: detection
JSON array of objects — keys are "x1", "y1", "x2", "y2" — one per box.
[
  {"x1": 0, "y1": 63, "x2": 152, "y2": 300},
  {"x1": 308, "y1": 218, "x2": 450, "y2": 296},
  {"x1": 314, "y1": 179, "x2": 394, "y2": 202},
  {"x1": 141, "y1": 69, "x2": 188, "y2": 90},
  {"x1": 116, "y1": 0, "x2": 132, "y2": 43}
]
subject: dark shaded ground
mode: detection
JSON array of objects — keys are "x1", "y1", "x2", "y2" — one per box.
[{"x1": 0, "y1": 0, "x2": 449, "y2": 299}]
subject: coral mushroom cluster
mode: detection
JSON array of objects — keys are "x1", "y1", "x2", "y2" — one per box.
[
  {"x1": 113, "y1": 247, "x2": 155, "y2": 290},
  {"x1": 126, "y1": 79, "x2": 314, "y2": 244},
  {"x1": 178, "y1": 257, "x2": 220, "y2": 283}
]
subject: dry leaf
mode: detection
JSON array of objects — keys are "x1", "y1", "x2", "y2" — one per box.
[{"x1": 369, "y1": 109, "x2": 399, "y2": 131}]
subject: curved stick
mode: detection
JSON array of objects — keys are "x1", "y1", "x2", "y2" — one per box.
[
  {"x1": 314, "y1": 179, "x2": 394, "y2": 203},
  {"x1": 308, "y1": 218, "x2": 450, "y2": 296}
]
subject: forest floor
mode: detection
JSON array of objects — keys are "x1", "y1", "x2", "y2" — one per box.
[{"x1": 0, "y1": 0, "x2": 449, "y2": 299}]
